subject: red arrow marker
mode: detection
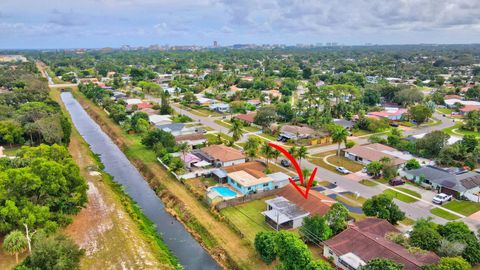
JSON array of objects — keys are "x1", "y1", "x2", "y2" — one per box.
[{"x1": 268, "y1": 143, "x2": 318, "y2": 199}]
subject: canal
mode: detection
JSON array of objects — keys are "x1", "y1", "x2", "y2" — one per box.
[{"x1": 61, "y1": 92, "x2": 220, "y2": 270}]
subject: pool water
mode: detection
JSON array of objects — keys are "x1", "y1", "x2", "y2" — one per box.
[{"x1": 212, "y1": 186, "x2": 237, "y2": 197}]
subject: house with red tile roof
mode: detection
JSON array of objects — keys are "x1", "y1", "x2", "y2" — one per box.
[
  {"x1": 367, "y1": 108, "x2": 407, "y2": 121},
  {"x1": 323, "y1": 218, "x2": 440, "y2": 270},
  {"x1": 459, "y1": 105, "x2": 480, "y2": 114},
  {"x1": 234, "y1": 112, "x2": 256, "y2": 124}
]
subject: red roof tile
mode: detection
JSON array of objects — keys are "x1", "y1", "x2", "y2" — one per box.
[{"x1": 324, "y1": 218, "x2": 440, "y2": 270}]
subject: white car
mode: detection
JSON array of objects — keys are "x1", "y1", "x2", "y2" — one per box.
[
  {"x1": 336, "y1": 166, "x2": 350, "y2": 174},
  {"x1": 432, "y1": 193, "x2": 453, "y2": 205}
]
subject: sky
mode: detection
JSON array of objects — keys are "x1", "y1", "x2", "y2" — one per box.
[{"x1": 1, "y1": 0, "x2": 480, "y2": 49}]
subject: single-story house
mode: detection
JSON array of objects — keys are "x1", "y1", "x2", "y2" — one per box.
[
  {"x1": 140, "y1": 108, "x2": 158, "y2": 115},
  {"x1": 262, "y1": 196, "x2": 310, "y2": 230},
  {"x1": 334, "y1": 119, "x2": 354, "y2": 130},
  {"x1": 227, "y1": 170, "x2": 273, "y2": 195},
  {"x1": 195, "y1": 95, "x2": 216, "y2": 106},
  {"x1": 125, "y1": 98, "x2": 142, "y2": 106},
  {"x1": 276, "y1": 185, "x2": 336, "y2": 217},
  {"x1": 267, "y1": 172, "x2": 290, "y2": 189},
  {"x1": 459, "y1": 105, "x2": 480, "y2": 114},
  {"x1": 175, "y1": 133, "x2": 206, "y2": 147},
  {"x1": 209, "y1": 103, "x2": 230, "y2": 113},
  {"x1": 180, "y1": 153, "x2": 202, "y2": 168},
  {"x1": 344, "y1": 143, "x2": 407, "y2": 167},
  {"x1": 367, "y1": 107, "x2": 407, "y2": 121},
  {"x1": 401, "y1": 166, "x2": 480, "y2": 200},
  {"x1": 149, "y1": 114, "x2": 172, "y2": 126},
  {"x1": 279, "y1": 125, "x2": 315, "y2": 140},
  {"x1": 323, "y1": 218, "x2": 440, "y2": 270},
  {"x1": 214, "y1": 161, "x2": 266, "y2": 183},
  {"x1": 247, "y1": 99, "x2": 261, "y2": 107},
  {"x1": 156, "y1": 123, "x2": 197, "y2": 136},
  {"x1": 444, "y1": 98, "x2": 480, "y2": 108},
  {"x1": 194, "y1": 144, "x2": 245, "y2": 167},
  {"x1": 234, "y1": 112, "x2": 256, "y2": 125},
  {"x1": 112, "y1": 91, "x2": 127, "y2": 99}
]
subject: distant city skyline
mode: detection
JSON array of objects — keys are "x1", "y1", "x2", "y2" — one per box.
[{"x1": 1, "y1": 0, "x2": 480, "y2": 49}]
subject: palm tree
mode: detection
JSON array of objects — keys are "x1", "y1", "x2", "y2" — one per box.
[
  {"x1": 177, "y1": 142, "x2": 191, "y2": 160},
  {"x1": 272, "y1": 149, "x2": 281, "y2": 163},
  {"x1": 296, "y1": 146, "x2": 308, "y2": 166},
  {"x1": 229, "y1": 118, "x2": 244, "y2": 142},
  {"x1": 260, "y1": 142, "x2": 275, "y2": 168},
  {"x1": 244, "y1": 137, "x2": 260, "y2": 161},
  {"x1": 301, "y1": 167, "x2": 312, "y2": 185},
  {"x1": 2, "y1": 230, "x2": 27, "y2": 263},
  {"x1": 331, "y1": 125, "x2": 349, "y2": 156},
  {"x1": 288, "y1": 146, "x2": 298, "y2": 159}
]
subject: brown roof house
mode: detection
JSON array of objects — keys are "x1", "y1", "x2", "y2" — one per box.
[
  {"x1": 261, "y1": 185, "x2": 336, "y2": 230},
  {"x1": 234, "y1": 112, "x2": 257, "y2": 125},
  {"x1": 193, "y1": 145, "x2": 245, "y2": 167},
  {"x1": 279, "y1": 124, "x2": 331, "y2": 145},
  {"x1": 344, "y1": 143, "x2": 407, "y2": 167},
  {"x1": 323, "y1": 218, "x2": 440, "y2": 270}
]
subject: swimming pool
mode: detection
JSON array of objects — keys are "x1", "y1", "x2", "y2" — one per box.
[{"x1": 211, "y1": 186, "x2": 237, "y2": 197}]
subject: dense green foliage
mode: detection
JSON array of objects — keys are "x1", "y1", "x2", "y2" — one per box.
[
  {"x1": 254, "y1": 231, "x2": 334, "y2": 270},
  {"x1": 362, "y1": 194, "x2": 405, "y2": 224},
  {"x1": 0, "y1": 63, "x2": 71, "y2": 145},
  {"x1": 360, "y1": 258, "x2": 403, "y2": 270},
  {"x1": 0, "y1": 144, "x2": 88, "y2": 234},
  {"x1": 17, "y1": 233, "x2": 84, "y2": 270}
]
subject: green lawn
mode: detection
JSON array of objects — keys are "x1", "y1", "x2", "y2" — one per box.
[
  {"x1": 437, "y1": 108, "x2": 453, "y2": 115},
  {"x1": 309, "y1": 151, "x2": 363, "y2": 174},
  {"x1": 337, "y1": 193, "x2": 367, "y2": 207},
  {"x1": 214, "y1": 119, "x2": 232, "y2": 129},
  {"x1": 204, "y1": 133, "x2": 233, "y2": 144},
  {"x1": 220, "y1": 198, "x2": 273, "y2": 243},
  {"x1": 430, "y1": 208, "x2": 460, "y2": 220},
  {"x1": 359, "y1": 179, "x2": 378, "y2": 187},
  {"x1": 383, "y1": 188, "x2": 421, "y2": 203},
  {"x1": 442, "y1": 200, "x2": 480, "y2": 216},
  {"x1": 443, "y1": 122, "x2": 480, "y2": 138}
]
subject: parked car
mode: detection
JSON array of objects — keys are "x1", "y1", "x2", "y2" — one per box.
[
  {"x1": 336, "y1": 166, "x2": 350, "y2": 174},
  {"x1": 389, "y1": 177, "x2": 405, "y2": 186},
  {"x1": 432, "y1": 193, "x2": 453, "y2": 205},
  {"x1": 291, "y1": 175, "x2": 300, "y2": 182},
  {"x1": 389, "y1": 122, "x2": 399, "y2": 127},
  {"x1": 280, "y1": 159, "x2": 291, "y2": 167}
]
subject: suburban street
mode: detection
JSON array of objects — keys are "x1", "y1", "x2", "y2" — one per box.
[{"x1": 168, "y1": 102, "x2": 480, "y2": 231}]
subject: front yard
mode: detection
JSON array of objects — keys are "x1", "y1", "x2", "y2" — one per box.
[
  {"x1": 430, "y1": 208, "x2": 460, "y2": 220},
  {"x1": 441, "y1": 200, "x2": 480, "y2": 216},
  {"x1": 309, "y1": 150, "x2": 364, "y2": 174},
  {"x1": 383, "y1": 187, "x2": 421, "y2": 203}
]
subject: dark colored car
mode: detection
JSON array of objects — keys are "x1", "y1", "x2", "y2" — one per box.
[
  {"x1": 389, "y1": 122, "x2": 399, "y2": 127},
  {"x1": 389, "y1": 177, "x2": 405, "y2": 186},
  {"x1": 280, "y1": 159, "x2": 291, "y2": 167}
]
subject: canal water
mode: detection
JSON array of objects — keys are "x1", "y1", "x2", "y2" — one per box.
[{"x1": 61, "y1": 92, "x2": 220, "y2": 270}]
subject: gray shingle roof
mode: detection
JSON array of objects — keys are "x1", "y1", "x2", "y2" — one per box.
[{"x1": 406, "y1": 166, "x2": 480, "y2": 192}]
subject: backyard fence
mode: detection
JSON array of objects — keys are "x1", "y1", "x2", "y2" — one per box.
[{"x1": 215, "y1": 188, "x2": 280, "y2": 210}]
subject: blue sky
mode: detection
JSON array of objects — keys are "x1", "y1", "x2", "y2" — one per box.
[{"x1": 1, "y1": 0, "x2": 480, "y2": 49}]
